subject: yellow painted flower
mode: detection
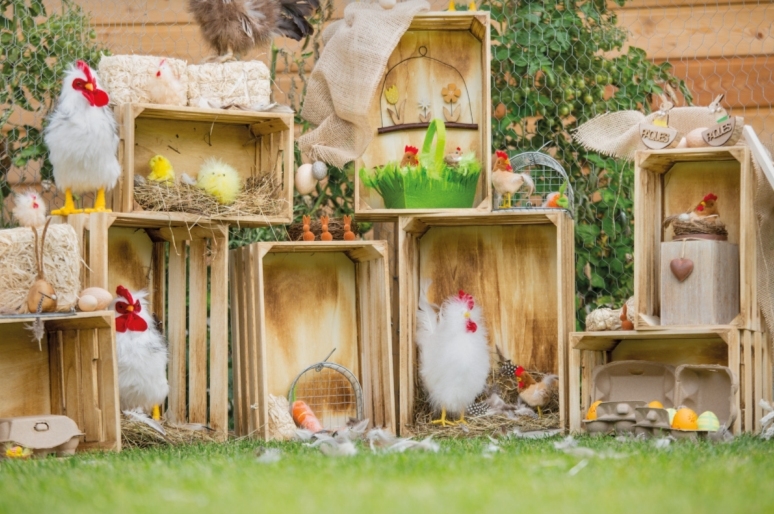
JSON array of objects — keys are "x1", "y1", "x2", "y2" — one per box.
[
  {"x1": 442, "y1": 83, "x2": 461, "y2": 103},
  {"x1": 385, "y1": 85, "x2": 399, "y2": 105}
]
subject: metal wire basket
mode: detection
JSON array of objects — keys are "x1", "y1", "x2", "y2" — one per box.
[
  {"x1": 287, "y1": 349, "x2": 364, "y2": 431},
  {"x1": 495, "y1": 148, "x2": 575, "y2": 216}
]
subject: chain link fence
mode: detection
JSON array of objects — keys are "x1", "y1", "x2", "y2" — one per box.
[{"x1": 2, "y1": 0, "x2": 772, "y2": 328}]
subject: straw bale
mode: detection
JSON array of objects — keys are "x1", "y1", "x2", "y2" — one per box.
[
  {"x1": 98, "y1": 55, "x2": 188, "y2": 106},
  {"x1": 187, "y1": 61, "x2": 271, "y2": 108},
  {"x1": 0, "y1": 225, "x2": 80, "y2": 313}
]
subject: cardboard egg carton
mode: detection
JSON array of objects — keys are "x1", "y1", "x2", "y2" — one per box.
[
  {"x1": 584, "y1": 401, "x2": 645, "y2": 436},
  {"x1": 0, "y1": 415, "x2": 83, "y2": 458},
  {"x1": 634, "y1": 407, "x2": 672, "y2": 438}
]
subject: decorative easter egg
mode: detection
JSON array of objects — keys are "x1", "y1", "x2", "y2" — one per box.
[
  {"x1": 78, "y1": 295, "x2": 98, "y2": 312},
  {"x1": 312, "y1": 161, "x2": 329, "y2": 180},
  {"x1": 686, "y1": 128, "x2": 708, "y2": 148},
  {"x1": 648, "y1": 400, "x2": 664, "y2": 409},
  {"x1": 586, "y1": 400, "x2": 602, "y2": 420},
  {"x1": 80, "y1": 287, "x2": 113, "y2": 310},
  {"x1": 379, "y1": 0, "x2": 396, "y2": 9},
  {"x1": 666, "y1": 408, "x2": 676, "y2": 425},
  {"x1": 672, "y1": 407, "x2": 699, "y2": 430},
  {"x1": 697, "y1": 411, "x2": 720, "y2": 432},
  {"x1": 295, "y1": 163, "x2": 317, "y2": 195}
]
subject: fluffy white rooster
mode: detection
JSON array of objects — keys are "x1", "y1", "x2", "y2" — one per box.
[
  {"x1": 110, "y1": 286, "x2": 169, "y2": 421},
  {"x1": 416, "y1": 281, "x2": 490, "y2": 426},
  {"x1": 44, "y1": 60, "x2": 121, "y2": 216}
]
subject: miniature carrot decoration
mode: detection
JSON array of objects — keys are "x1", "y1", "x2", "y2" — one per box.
[{"x1": 292, "y1": 400, "x2": 324, "y2": 432}]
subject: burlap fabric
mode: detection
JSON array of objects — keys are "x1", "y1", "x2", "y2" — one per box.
[
  {"x1": 298, "y1": 0, "x2": 430, "y2": 167},
  {"x1": 574, "y1": 110, "x2": 774, "y2": 351}
]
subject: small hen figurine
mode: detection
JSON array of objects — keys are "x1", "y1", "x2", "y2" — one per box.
[
  {"x1": 680, "y1": 193, "x2": 719, "y2": 222},
  {"x1": 491, "y1": 150, "x2": 534, "y2": 209},
  {"x1": 44, "y1": 60, "x2": 120, "y2": 216},
  {"x1": 515, "y1": 366, "x2": 557, "y2": 418},
  {"x1": 147, "y1": 59, "x2": 186, "y2": 106},
  {"x1": 110, "y1": 286, "x2": 169, "y2": 421},
  {"x1": 444, "y1": 147, "x2": 463, "y2": 168},
  {"x1": 400, "y1": 145, "x2": 419, "y2": 168},
  {"x1": 12, "y1": 190, "x2": 47, "y2": 228}
]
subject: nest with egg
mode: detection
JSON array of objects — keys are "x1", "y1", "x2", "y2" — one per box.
[{"x1": 663, "y1": 216, "x2": 728, "y2": 238}]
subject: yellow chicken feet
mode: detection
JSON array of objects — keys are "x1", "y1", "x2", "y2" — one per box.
[
  {"x1": 537, "y1": 406, "x2": 543, "y2": 418},
  {"x1": 431, "y1": 408, "x2": 456, "y2": 427},
  {"x1": 51, "y1": 188, "x2": 84, "y2": 216},
  {"x1": 152, "y1": 405, "x2": 162, "y2": 421},
  {"x1": 501, "y1": 193, "x2": 512, "y2": 209},
  {"x1": 84, "y1": 188, "x2": 112, "y2": 213}
]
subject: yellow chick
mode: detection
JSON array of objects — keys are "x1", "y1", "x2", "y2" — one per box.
[
  {"x1": 197, "y1": 158, "x2": 241, "y2": 205},
  {"x1": 148, "y1": 155, "x2": 175, "y2": 183}
]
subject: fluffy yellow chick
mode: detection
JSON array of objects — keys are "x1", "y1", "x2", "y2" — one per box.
[
  {"x1": 197, "y1": 158, "x2": 241, "y2": 205},
  {"x1": 148, "y1": 155, "x2": 175, "y2": 183}
]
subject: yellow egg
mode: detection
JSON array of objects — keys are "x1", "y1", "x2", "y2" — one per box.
[
  {"x1": 648, "y1": 400, "x2": 664, "y2": 409},
  {"x1": 672, "y1": 407, "x2": 699, "y2": 430},
  {"x1": 697, "y1": 411, "x2": 720, "y2": 432},
  {"x1": 586, "y1": 400, "x2": 602, "y2": 420},
  {"x1": 666, "y1": 408, "x2": 676, "y2": 425}
]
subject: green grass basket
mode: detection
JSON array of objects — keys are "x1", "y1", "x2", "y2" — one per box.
[{"x1": 359, "y1": 119, "x2": 481, "y2": 209}]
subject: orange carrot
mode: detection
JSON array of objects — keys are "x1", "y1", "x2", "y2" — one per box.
[{"x1": 292, "y1": 400, "x2": 324, "y2": 432}]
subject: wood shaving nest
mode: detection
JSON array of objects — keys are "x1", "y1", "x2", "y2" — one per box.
[
  {"x1": 134, "y1": 176, "x2": 287, "y2": 220},
  {"x1": 408, "y1": 367, "x2": 561, "y2": 439},
  {"x1": 663, "y1": 216, "x2": 728, "y2": 237},
  {"x1": 286, "y1": 218, "x2": 360, "y2": 241},
  {"x1": 121, "y1": 417, "x2": 220, "y2": 449}
]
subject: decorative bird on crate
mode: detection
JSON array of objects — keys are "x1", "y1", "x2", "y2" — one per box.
[
  {"x1": 491, "y1": 150, "x2": 534, "y2": 209},
  {"x1": 197, "y1": 158, "x2": 242, "y2": 205},
  {"x1": 148, "y1": 155, "x2": 176, "y2": 183},
  {"x1": 444, "y1": 147, "x2": 463, "y2": 168},
  {"x1": 682, "y1": 193, "x2": 719, "y2": 222},
  {"x1": 400, "y1": 145, "x2": 419, "y2": 168},
  {"x1": 12, "y1": 190, "x2": 47, "y2": 228},
  {"x1": 44, "y1": 60, "x2": 120, "y2": 216},
  {"x1": 188, "y1": 0, "x2": 321, "y2": 62},
  {"x1": 514, "y1": 366, "x2": 557, "y2": 418},
  {"x1": 147, "y1": 59, "x2": 186, "y2": 106},
  {"x1": 416, "y1": 281, "x2": 490, "y2": 426},
  {"x1": 110, "y1": 286, "x2": 169, "y2": 421}
]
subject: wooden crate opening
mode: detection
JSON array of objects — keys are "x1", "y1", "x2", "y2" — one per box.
[
  {"x1": 230, "y1": 242, "x2": 395, "y2": 440},
  {"x1": 355, "y1": 13, "x2": 492, "y2": 221},
  {"x1": 399, "y1": 212, "x2": 575, "y2": 432},
  {"x1": 635, "y1": 147, "x2": 756, "y2": 329},
  {"x1": 112, "y1": 104, "x2": 294, "y2": 227},
  {"x1": 0, "y1": 313, "x2": 120, "y2": 452}
]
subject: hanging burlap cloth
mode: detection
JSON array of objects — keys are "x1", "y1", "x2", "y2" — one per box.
[
  {"x1": 574, "y1": 108, "x2": 774, "y2": 351},
  {"x1": 298, "y1": 0, "x2": 430, "y2": 167}
]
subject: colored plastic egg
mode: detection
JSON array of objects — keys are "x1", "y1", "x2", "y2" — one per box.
[
  {"x1": 648, "y1": 400, "x2": 664, "y2": 409},
  {"x1": 698, "y1": 411, "x2": 720, "y2": 432},
  {"x1": 586, "y1": 400, "x2": 602, "y2": 420},
  {"x1": 666, "y1": 408, "x2": 676, "y2": 425},
  {"x1": 672, "y1": 407, "x2": 699, "y2": 430}
]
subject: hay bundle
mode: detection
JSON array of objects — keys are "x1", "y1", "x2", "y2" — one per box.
[
  {"x1": 286, "y1": 217, "x2": 360, "y2": 241},
  {"x1": 133, "y1": 176, "x2": 287, "y2": 220},
  {"x1": 187, "y1": 61, "x2": 270, "y2": 108},
  {"x1": 0, "y1": 225, "x2": 80, "y2": 313},
  {"x1": 121, "y1": 416, "x2": 220, "y2": 449},
  {"x1": 663, "y1": 216, "x2": 728, "y2": 238},
  {"x1": 98, "y1": 55, "x2": 188, "y2": 106}
]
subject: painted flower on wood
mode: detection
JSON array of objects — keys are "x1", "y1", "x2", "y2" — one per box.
[
  {"x1": 442, "y1": 83, "x2": 461, "y2": 122},
  {"x1": 385, "y1": 84, "x2": 405, "y2": 125}
]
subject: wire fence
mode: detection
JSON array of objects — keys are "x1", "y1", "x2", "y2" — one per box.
[{"x1": 1, "y1": 0, "x2": 772, "y2": 328}]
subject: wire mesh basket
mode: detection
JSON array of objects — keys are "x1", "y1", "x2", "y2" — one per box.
[
  {"x1": 287, "y1": 352, "x2": 364, "y2": 431},
  {"x1": 494, "y1": 149, "x2": 575, "y2": 216}
]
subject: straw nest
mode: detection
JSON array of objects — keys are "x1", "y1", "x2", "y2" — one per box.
[
  {"x1": 663, "y1": 216, "x2": 728, "y2": 237},
  {"x1": 286, "y1": 218, "x2": 360, "y2": 241},
  {"x1": 408, "y1": 365, "x2": 561, "y2": 439},
  {"x1": 121, "y1": 416, "x2": 220, "y2": 449},
  {"x1": 134, "y1": 176, "x2": 287, "y2": 220}
]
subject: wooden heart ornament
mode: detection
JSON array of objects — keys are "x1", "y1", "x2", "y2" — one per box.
[{"x1": 670, "y1": 258, "x2": 694, "y2": 282}]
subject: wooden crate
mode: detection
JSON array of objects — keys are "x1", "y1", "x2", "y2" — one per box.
[
  {"x1": 398, "y1": 211, "x2": 575, "y2": 433},
  {"x1": 354, "y1": 12, "x2": 493, "y2": 221},
  {"x1": 568, "y1": 328, "x2": 773, "y2": 434},
  {"x1": 111, "y1": 103, "x2": 294, "y2": 227},
  {"x1": 229, "y1": 241, "x2": 395, "y2": 440},
  {"x1": 56, "y1": 213, "x2": 230, "y2": 439},
  {"x1": 0, "y1": 312, "x2": 120, "y2": 452},
  {"x1": 634, "y1": 146, "x2": 757, "y2": 330}
]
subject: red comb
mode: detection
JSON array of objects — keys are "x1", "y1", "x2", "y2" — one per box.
[
  {"x1": 515, "y1": 366, "x2": 525, "y2": 377},
  {"x1": 704, "y1": 193, "x2": 717, "y2": 202},
  {"x1": 116, "y1": 285, "x2": 133, "y2": 304},
  {"x1": 404, "y1": 145, "x2": 418, "y2": 155},
  {"x1": 76, "y1": 60, "x2": 94, "y2": 83},
  {"x1": 457, "y1": 290, "x2": 474, "y2": 310},
  {"x1": 495, "y1": 150, "x2": 509, "y2": 160}
]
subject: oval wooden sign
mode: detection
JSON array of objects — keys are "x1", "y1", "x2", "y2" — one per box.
[
  {"x1": 702, "y1": 117, "x2": 737, "y2": 147},
  {"x1": 640, "y1": 123, "x2": 679, "y2": 150}
]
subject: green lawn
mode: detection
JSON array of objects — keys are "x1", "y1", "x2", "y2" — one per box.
[{"x1": 1, "y1": 436, "x2": 773, "y2": 514}]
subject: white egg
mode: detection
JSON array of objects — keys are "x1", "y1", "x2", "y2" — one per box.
[
  {"x1": 78, "y1": 295, "x2": 98, "y2": 312},
  {"x1": 80, "y1": 287, "x2": 113, "y2": 310},
  {"x1": 686, "y1": 128, "x2": 708, "y2": 148},
  {"x1": 295, "y1": 163, "x2": 318, "y2": 195},
  {"x1": 676, "y1": 137, "x2": 687, "y2": 148},
  {"x1": 379, "y1": 0, "x2": 396, "y2": 9},
  {"x1": 312, "y1": 161, "x2": 329, "y2": 180}
]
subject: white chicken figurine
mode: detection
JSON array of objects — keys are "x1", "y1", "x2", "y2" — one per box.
[
  {"x1": 44, "y1": 60, "x2": 120, "y2": 216},
  {"x1": 147, "y1": 59, "x2": 186, "y2": 106},
  {"x1": 110, "y1": 286, "x2": 169, "y2": 421},
  {"x1": 416, "y1": 281, "x2": 490, "y2": 426},
  {"x1": 12, "y1": 190, "x2": 47, "y2": 228},
  {"x1": 491, "y1": 150, "x2": 535, "y2": 209}
]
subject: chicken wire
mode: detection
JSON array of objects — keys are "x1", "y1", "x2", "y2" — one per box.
[
  {"x1": 288, "y1": 360, "x2": 364, "y2": 431},
  {"x1": 1, "y1": 0, "x2": 773, "y2": 333}
]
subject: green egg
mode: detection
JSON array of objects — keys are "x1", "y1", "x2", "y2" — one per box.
[
  {"x1": 666, "y1": 408, "x2": 676, "y2": 425},
  {"x1": 698, "y1": 411, "x2": 720, "y2": 432}
]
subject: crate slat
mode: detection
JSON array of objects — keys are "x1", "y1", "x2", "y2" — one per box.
[
  {"x1": 166, "y1": 243, "x2": 188, "y2": 424},
  {"x1": 209, "y1": 234, "x2": 229, "y2": 438},
  {"x1": 187, "y1": 239, "x2": 209, "y2": 425}
]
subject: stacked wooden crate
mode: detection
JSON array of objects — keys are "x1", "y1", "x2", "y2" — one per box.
[{"x1": 569, "y1": 146, "x2": 773, "y2": 434}]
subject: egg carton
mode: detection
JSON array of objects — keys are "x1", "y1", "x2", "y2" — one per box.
[
  {"x1": 0, "y1": 415, "x2": 83, "y2": 458},
  {"x1": 633, "y1": 407, "x2": 672, "y2": 438},
  {"x1": 583, "y1": 401, "x2": 646, "y2": 436}
]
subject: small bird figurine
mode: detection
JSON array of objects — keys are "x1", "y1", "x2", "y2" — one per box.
[
  {"x1": 302, "y1": 215, "x2": 315, "y2": 241},
  {"x1": 444, "y1": 147, "x2": 463, "y2": 168},
  {"x1": 620, "y1": 303, "x2": 634, "y2": 331},
  {"x1": 514, "y1": 366, "x2": 557, "y2": 418},
  {"x1": 400, "y1": 145, "x2": 419, "y2": 168},
  {"x1": 680, "y1": 193, "x2": 719, "y2": 222},
  {"x1": 491, "y1": 150, "x2": 535, "y2": 208},
  {"x1": 44, "y1": 60, "x2": 120, "y2": 215},
  {"x1": 197, "y1": 158, "x2": 242, "y2": 205},
  {"x1": 148, "y1": 155, "x2": 176, "y2": 183},
  {"x1": 343, "y1": 215, "x2": 355, "y2": 241},
  {"x1": 12, "y1": 190, "x2": 47, "y2": 228},
  {"x1": 320, "y1": 215, "x2": 333, "y2": 241},
  {"x1": 147, "y1": 59, "x2": 186, "y2": 106}
]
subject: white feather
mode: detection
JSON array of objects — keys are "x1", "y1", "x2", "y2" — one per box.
[
  {"x1": 44, "y1": 62, "x2": 121, "y2": 194},
  {"x1": 416, "y1": 285, "x2": 490, "y2": 415},
  {"x1": 109, "y1": 289, "x2": 169, "y2": 413}
]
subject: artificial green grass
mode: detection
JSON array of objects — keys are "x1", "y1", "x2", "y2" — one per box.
[{"x1": 1, "y1": 436, "x2": 773, "y2": 514}]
